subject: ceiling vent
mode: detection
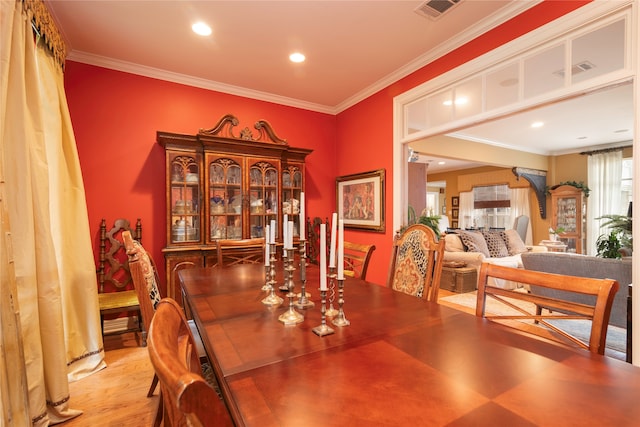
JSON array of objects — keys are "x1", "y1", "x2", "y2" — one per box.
[
  {"x1": 414, "y1": 0, "x2": 462, "y2": 20},
  {"x1": 553, "y1": 61, "x2": 596, "y2": 78}
]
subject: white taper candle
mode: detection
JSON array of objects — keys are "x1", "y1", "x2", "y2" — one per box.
[
  {"x1": 320, "y1": 223, "x2": 327, "y2": 290},
  {"x1": 337, "y1": 219, "x2": 344, "y2": 280},
  {"x1": 329, "y1": 212, "x2": 337, "y2": 268}
]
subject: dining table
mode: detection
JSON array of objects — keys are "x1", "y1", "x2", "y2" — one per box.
[{"x1": 179, "y1": 262, "x2": 640, "y2": 426}]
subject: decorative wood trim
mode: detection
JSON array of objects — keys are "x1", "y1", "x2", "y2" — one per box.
[{"x1": 199, "y1": 114, "x2": 287, "y2": 145}]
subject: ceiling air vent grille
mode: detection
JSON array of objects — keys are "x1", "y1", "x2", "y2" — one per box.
[
  {"x1": 414, "y1": 0, "x2": 462, "y2": 20},
  {"x1": 553, "y1": 61, "x2": 596, "y2": 78}
]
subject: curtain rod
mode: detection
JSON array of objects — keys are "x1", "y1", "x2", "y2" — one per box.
[
  {"x1": 579, "y1": 145, "x2": 632, "y2": 156},
  {"x1": 23, "y1": 0, "x2": 67, "y2": 69}
]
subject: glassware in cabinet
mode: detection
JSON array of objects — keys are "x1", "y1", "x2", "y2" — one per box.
[
  {"x1": 249, "y1": 161, "x2": 279, "y2": 239},
  {"x1": 169, "y1": 153, "x2": 201, "y2": 244}
]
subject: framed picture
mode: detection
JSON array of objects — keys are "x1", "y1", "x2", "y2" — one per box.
[
  {"x1": 452, "y1": 209, "x2": 459, "y2": 219},
  {"x1": 336, "y1": 169, "x2": 385, "y2": 232},
  {"x1": 452, "y1": 196, "x2": 459, "y2": 207},
  {"x1": 452, "y1": 220, "x2": 459, "y2": 228}
]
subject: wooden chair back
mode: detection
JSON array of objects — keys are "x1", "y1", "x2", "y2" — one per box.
[
  {"x1": 343, "y1": 242, "x2": 376, "y2": 280},
  {"x1": 476, "y1": 263, "x2": 619, "y2": 355},
  {"x1": 386, "y1": 224, "x2": 444, "y2": 301},
  {"x1": 306, "y1": 216, "x2": 329, "y2": 265},
  {"x1": 97, "y1": 218, "x2": 143, "y2": 342},
  {"x1": 216, "y1": 238, "x2": 265, "y2": 266},
  {"x1": 148, "y1": 298, "x2": 233, "y2": 427},
  {"x1": 98, "y1": 218, "x2": 141, "y2": 292},
  {"x1": 122, "y1": 230, "x2": 162, "y2": 336}
]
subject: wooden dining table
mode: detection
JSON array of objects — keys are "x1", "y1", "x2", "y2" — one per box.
[{"x1": 179, "y1": 262, "x2": 640, "y2": 426}]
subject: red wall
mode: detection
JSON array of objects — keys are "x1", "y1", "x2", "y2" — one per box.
[
  {"x1": 65, "y1": 1, "x2": 588, "y2": 289},
  {"x1": 65, "y1": 63, "x2": 336, "y2": 293}
]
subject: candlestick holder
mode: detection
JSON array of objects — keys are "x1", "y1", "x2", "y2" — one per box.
[
  {"x1": 295, "y1": 239, "x2": 314, "y2": 309},
  {"x1": 262, "y1": 262, "x2": 271, "y2": 291},
  {"x1": 325, "y1": 268, "x2": 338, "y2": 317},
  {"x1": 278, "y1": 248, "x2": 304, "y2": 325},
  {"x1": 261, "y1": 243, "x2": 283, "y2": 306},
  {"x1": 312, "y1": 289, "x2": 334, "y2": 336},
  {"x1": 279, "y1": 245, "x2": 289, "y2": 292},
  {"x1": 331, "y1": 278, "x2": 350, "y2": 327}
]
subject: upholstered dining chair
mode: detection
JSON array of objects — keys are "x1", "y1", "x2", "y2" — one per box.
[
  {"x1": 148, "y1": 298, "x2": 234, "y2": 427},
  {"x1": 97, "y1": 218, "x2": 143, "y2": 344},
  {"x1": 123, "y1": 230, "x2": 162, "y2": 401},
  {"x1": 386, "y1": 224, "x2": 445, "y2": 301},
  {"x1": 476, "y1": 262, "x2": 619, "y2": 355},
  {"x1": 343, "y1": 242, "x2": 376, "y2": 280},
  {"x1": 124, "y1": 230, "x2": 209, "y2": 407}
]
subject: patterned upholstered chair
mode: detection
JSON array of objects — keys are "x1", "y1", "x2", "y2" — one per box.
[
  {"x1": 386, "y1": 224, "x2": 445, "y2": 301},
  {"x1": 123, "y1": 230, "x2": 162, "y2": 401}
]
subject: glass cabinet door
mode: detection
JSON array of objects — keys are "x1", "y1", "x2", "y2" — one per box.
[
  {"x1": 207, "y1": 156, "x2": 243, "y2": 241},
  {"x1": 169, "y1": 153, "x2": 201, "y2": 244},
  {"x1": 249, "y1": 160, "x2": 278, "y2": 239},
  {"x1": 556, "y1": 196, "x2": 577, "y2": 232},
  {"x1": 282, "y1": 165, "x2": 303, "y2": 239}
]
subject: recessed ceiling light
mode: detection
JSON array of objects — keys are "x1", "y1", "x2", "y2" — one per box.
[
  {"x1": 192, "y1": 22, "x2": 212, "y2": 36},
  {"x1": 289, "y1": 52, "x2": 305, "y2": 63},
  {"x1": 438, "y1": 161, "x2": 446, "y2": 165},
  {"x1": 531, "y1": 121, "x2": 544, "y2": 128}
]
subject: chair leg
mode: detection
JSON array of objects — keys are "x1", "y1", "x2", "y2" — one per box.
[
  {"x1": 139, "y1": 309, "x2": 147, "y2": 347},
  {"x1": 147, "y1": 373, "x2": 159, "y2": 397},
  {"x1": 153, "y1": 390, "x2": 163, "y2": 427}
]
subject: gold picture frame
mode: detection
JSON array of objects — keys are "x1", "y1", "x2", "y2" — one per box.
[{"x1": 336, "y1": 169, "x2": 385, "y2": 232}]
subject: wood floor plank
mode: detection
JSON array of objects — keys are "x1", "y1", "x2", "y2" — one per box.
[{"x1": 63, "y1": 334, "x2": 158, "y2": 426}]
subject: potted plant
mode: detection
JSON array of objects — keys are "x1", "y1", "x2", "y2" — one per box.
[
  {"x1": 596, "y1": 230, "x2": 622, "y2": 259},
  {"x1": 548, "y1": 227, "x2": 565, "y2": 241},
  {"x1": 596, "y1": 214, "x2": 632, "y2": 252}
]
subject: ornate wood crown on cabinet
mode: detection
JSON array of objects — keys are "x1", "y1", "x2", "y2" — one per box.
[{"x1": 157, "y1": 114, "x2": 312, "y2": 306}]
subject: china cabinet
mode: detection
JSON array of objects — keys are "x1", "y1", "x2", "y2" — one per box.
[
  {"x1": 550, "y1": 185, "x2": 585, "y2": 254},
  {"x1": 158, "y1": 114, "x2": 312, "y2": 305}
]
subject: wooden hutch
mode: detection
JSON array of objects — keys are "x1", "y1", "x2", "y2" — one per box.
[
  {"x1": 549, "y1": 184, "x2": 586, "y2": 254},
  {"x1": 158, "y1": 114, "x2": 312, "y2": 306}
]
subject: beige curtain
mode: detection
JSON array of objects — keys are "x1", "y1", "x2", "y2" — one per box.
[{"x1": 1, "y1": 1, "x2": 105, "y2": 425}]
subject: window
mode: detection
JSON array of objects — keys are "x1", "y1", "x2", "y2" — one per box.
[
  {"x1": 621, "y1": 158, "x2": 633, "y2": 214},
  {"x1": 472, "y1": 185, "x2": 511, "y2": 229}
]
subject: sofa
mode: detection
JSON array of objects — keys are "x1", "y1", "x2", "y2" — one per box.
[
  {"x1": 521, "y1": 252, "x2": 631, "y2": 330},
  {"x1": 443, "y1": 229, "x2": 547, "y2": 288}
]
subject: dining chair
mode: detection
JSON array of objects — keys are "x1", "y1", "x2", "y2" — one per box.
[
  {"x1": 386, "y1": 224, "x2": 445, "y2": 301},
  {"x1": 306, "y1": 216, "x2": 329, "y2": 265},
  {"x1": 343, "y1": 242, "x2": 376, "y2": 280},
  {"x1": 124, "y1": 230, "x2": 209, "y2": 406},
  {"x1": 476, "y1": 262, "x2": 619, "y2": 355},
  {"x1": 123, "y1": 230, "x2": 162, "y2": 403},
  {"x1": 97, "y1": 218, "x2": 143, "y2": 344},
  {"x1": 148, "y1": 298, "x2": 234, "y2": 427},
  {"x1": 216, "y1": 237, "x2": 265, "y2": 266}
]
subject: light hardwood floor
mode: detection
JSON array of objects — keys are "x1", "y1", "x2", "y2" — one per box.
[{"x1": 63, "y1": 333, "x2": 158, "y2": 427}]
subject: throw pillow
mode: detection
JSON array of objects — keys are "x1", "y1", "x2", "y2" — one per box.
[
  {"x1": 456, "y1": 230, "x2": 490, "y2": 257},
  {"x1": 444, "y1": 233, "x2": 465, "y2": 252},
  {"x1": 481, "y1": 230, "x2": 510, "y2": 257},
  {"x1": 501, "y1": 229, "x2": 528, "y2": 255}
]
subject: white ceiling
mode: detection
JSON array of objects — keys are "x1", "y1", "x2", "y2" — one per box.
[
  {"x1": 47, "y1": 0, "x2": 526, "y2": 112},
  {"x1": 47, "y1": 1, "x2": 634, "y2": 172}
]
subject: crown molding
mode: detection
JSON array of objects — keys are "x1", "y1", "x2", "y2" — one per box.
[
  {"x1": 66, "y1": 51, "x2": 336, "y2": 115},
  {"x1": 67, "y1": 1, "x2": 537, "y2": 116}
]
